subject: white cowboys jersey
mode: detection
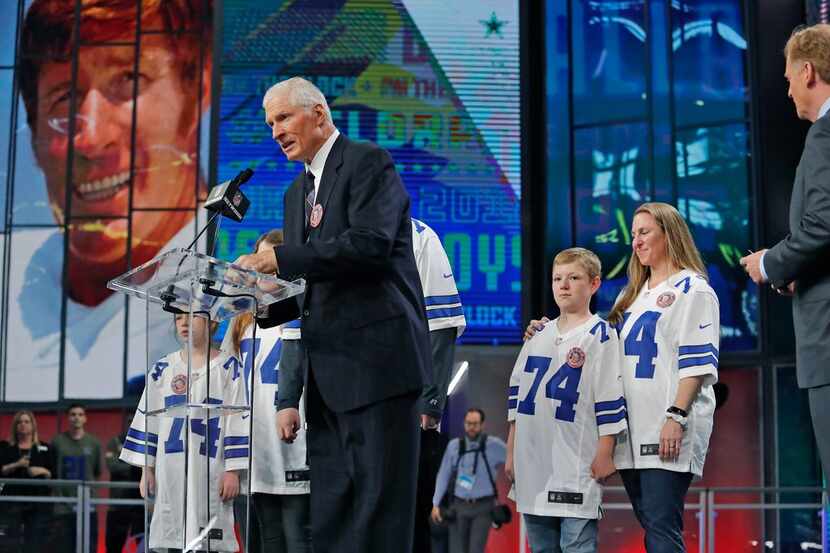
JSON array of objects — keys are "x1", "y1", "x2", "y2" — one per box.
[
  {"x1": 220, "y1": 319, "x2": 310, "y2": 495},
  {"x1": 120, "y1": 349, "x2": 248, "y2": 552},
  {"x1": 412, "y1": 218, "x2": 466, "y2": 336},
  {"x1": 507, "y1": 314, "x2": 627, "y2": 519},
  {"x1": 613, "y1": 269, "x2": 719, "y2": 477}
]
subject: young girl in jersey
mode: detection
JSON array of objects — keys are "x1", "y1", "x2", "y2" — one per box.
[
  {"x1": 223, "y1": 229, "x2": 312, "y2": 553},
  {"x1": 506, "y1": 248, "x2": 627, "y2": 552},
  {"x1": 607, "y1": 203, "x2": 719, "y2": 552},
  {"x1": 120, "y1": 312, "x2": 248, "y2": 552}
]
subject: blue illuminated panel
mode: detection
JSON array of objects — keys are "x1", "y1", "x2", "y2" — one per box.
[{"x1": 217, "y1": 1, "x2": 522, "y2": 344}]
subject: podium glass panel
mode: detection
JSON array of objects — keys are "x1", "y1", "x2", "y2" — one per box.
[
  {"x1": 109, "y1": 249, "x2": 304, "y2": 552},
  {"x1": 108, "y1": 248, "x2": 304, "y2": 323}
]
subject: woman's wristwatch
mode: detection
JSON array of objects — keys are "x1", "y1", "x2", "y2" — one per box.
[{"x1": 665, "y1": 405, "x2": 688, "y2": 430}]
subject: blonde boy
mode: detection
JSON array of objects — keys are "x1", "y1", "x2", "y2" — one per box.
[{"x1": 506, "y1": 248, "x2": 627, "y2": 552}]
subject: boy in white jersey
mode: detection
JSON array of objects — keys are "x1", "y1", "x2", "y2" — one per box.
[
  {"x1": 506, "y1": 248, "x2": 627, "y2": 553},
  {"x1": 121, "y1": 313, "x2": 248, "y2": 552}
]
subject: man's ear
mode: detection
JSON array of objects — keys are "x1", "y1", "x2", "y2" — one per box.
[
  {"x1": 805, "y1": 61, "x2": 817, "y2": 87},
  {"x1": 591, "y1": 276, "x2": 601, "y2": 294},
  {"x1": 314, "y1": 104, "x2": 328, "y2": 126}
]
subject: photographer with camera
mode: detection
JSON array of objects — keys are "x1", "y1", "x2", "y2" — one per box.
[{"x1": 431, "y1": 408, "x2": 507, "y2": 553}]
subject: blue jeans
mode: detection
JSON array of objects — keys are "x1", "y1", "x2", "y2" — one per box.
[
  {"x1": 523, "y1": 514, "x2": 597, "y2": 553},
  {"x1": 619, "y1": 469, "x2": 693, "y2": 553}
]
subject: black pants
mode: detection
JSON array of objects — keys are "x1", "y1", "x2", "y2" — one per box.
[
  {"x1": 306, "y1": 367, "x2": 421, "y2": 553},
  {"x1": 0, "y1": 504, "x2": 51, "y2": 553},
  {"x1": 105, "y1": 504, "x2": 143, "y2": 553},
  {"x1": 252, "y1": 493, "x2": 311, "y2": 553}
]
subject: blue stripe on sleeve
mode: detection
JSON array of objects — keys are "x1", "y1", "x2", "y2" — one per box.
[
  {"x1": 223, "y1": 436, "x2": 249, "y2": 446},
  {"x1": 507, "y1": 398, "x2": 518, "y2": 410},
  {"x1": 127, "y1": 428, "x2": 159, "y2": 444},
  {"x1": 225, "y1": 448, "x2": 249, "y2": 459},
  {"x1": 284, "y1": 319, "x2": 301, "y2": 328},
  {"x1": 164, "y1": 394, "x2": 186, "y2": 408},
  {"x1": 596, "y1": 410, "x2": 627, "y2": 426},
  {"x1": 424, "y1": 294, "x2": 461, "y2": 307},
  {"x1": 594, "y1": 397, "x2": 626, "y2": 413},
  {"x1": 678, "y1": 355, "x2": 719, "y2": 370},
  {"x1": 508, "y1": 386, "x2": 519, "y2": 396},
  {"x1": 427, "y1": 306, "x2": 465, "y2": 319},
  {"x1": 679, "y1": 343, "x2": 719, "y2": 358},
  {"x1": 123, "y1": 440, "x2": 157, "y2": 457}
]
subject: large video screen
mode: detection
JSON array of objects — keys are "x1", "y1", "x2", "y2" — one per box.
[
  {"x1": 1, "y1": 0, "x2": 212, "y2": 402},
  {"x1": 547, "y1": 0, "x2": 756, "y2": 352},
  {"x1": 216, "y1": 0, "x2": 522, "y2": 344}
]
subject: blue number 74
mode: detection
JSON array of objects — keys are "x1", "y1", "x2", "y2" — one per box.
[{"x1": 516, "y1": 355, "x2": 582, "y2": 421}]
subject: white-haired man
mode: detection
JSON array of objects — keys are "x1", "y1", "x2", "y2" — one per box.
[{"x1": 235, "y1": 77, "x2": 431, "y2": 553}]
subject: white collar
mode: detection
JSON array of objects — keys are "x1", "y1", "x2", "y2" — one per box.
[
  {"x1": 304, "y1": 129, "x2": 340, "y2": 183},
  {"x1": 819, "y1": 96, "x2": 830, "y2": 120}
]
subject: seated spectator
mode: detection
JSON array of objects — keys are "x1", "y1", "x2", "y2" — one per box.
[{"x1": 0, "y1": 410, "x2": 55, "y2": 552}]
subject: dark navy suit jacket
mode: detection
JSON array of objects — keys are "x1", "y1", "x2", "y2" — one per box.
[{"x1": 259, "y1": 134, "x2": 431, "y2": 412}]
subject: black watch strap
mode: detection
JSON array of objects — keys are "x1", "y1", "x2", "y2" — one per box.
[{"x1": 667, "y1": 405, "x2": 688, "y2": 417}]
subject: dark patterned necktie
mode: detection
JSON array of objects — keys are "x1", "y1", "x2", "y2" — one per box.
[{"x1": 303, "y1": 171, "x2": 315, "y2": 239}]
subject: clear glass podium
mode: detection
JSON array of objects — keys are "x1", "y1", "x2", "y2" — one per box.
[{"x1": 108, "y1": 249, "x2": 304, "y2": 552}]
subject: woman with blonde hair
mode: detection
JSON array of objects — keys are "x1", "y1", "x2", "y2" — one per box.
[
  {"x1": 222, "y1": 229, "x2": 311, "y2": 553},
  {"x1": 0, "y1": 410, "x2": 55, "y2": 551},
  {"x1": 525, "y1": 203, "x2": 720, "y2": 552},
  {"x1": 608, "y1": 202, "x2": 719, "y2": 552}
]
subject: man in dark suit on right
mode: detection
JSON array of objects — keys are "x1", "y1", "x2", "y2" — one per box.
[
  {"x1": 741, "y1": 23, "x2": 830, "y2": 479},
  {"x1": 235, "y1": 77, "x2": 431, "y2": 553}
]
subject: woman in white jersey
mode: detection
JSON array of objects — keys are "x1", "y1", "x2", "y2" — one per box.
[
  {"x1": 607, "y1": 202, "x2": 719, "y2": 552},
  {"x1": 525, "y1": 203, "x2": 719, "y2": 552},
  {"x1": 224, "y1": 230, "x2": 312, "y2": 553}
]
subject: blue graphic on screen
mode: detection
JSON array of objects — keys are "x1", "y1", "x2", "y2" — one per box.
[{"x1": 216, "y1": 1, "x2": 521, "y2": 344}]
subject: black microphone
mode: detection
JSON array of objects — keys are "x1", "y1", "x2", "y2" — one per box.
[
  {"x1": 185, "y1": 168, "x2": 254, "y2": 251},
  {"x1": 204, "y1": 168, "x2": 254, "y2": 222}
]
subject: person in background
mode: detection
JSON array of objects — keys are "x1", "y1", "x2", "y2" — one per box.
[
  {"x1": 104, "y1": 413, "x2": 143, "y2": 553},
  {"x1": 431, "y1": 408, "x2": 506, "y2": 553},
  {"x1": 52, "y1": 404, "x2": 103, "y2": 553},
  {"x1": 410, "y1": 217, "x2": 466, "y2": 553},
  {"x1": 0, "y1": 411, "x2": 55, "y2": 553}
]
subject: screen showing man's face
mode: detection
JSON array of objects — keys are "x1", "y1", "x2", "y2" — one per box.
[{"x1": 31, "y1": 32, "x2": 206, "y2": 270}]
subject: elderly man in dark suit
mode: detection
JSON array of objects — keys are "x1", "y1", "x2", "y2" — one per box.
[
  {"x1": 235, "y1": 77, "x2": 431, "y2": 553},
  {"x1": 741, "y1": 24, "x2": 830, "y2": 479}
]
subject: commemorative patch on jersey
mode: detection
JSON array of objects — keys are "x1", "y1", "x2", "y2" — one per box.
[
  {"x1": 566, "y1": 347, "x2": 586, "y2": 368},
  {"x1": 171, "y1": 374, "x2": 187, "y2": 395},
  {"x1": 656, "y1": 291, "x2": 676, "y2": 308},
  {"x1": 548, "y1": 491, "x2": 584, "y2": 504}
]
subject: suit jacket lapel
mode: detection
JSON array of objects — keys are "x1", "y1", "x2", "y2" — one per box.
[
  {"x1": 287, "y1": 172, "x2": 305, "y2": 244},
  {"x1": 308, "y1": 134, "x2": 346, "y2": 238}
]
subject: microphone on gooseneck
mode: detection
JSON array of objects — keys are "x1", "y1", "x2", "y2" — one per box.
[{"x1": 186, "y1": 168, "x2": 255, "y2": 251}]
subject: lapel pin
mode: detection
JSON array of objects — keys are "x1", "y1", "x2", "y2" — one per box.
[{"x1": 310, "y1": 204, "x2": 323, "y2": 228}]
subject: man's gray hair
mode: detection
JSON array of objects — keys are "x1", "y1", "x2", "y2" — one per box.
[{"x1": 262, "y1": 77, "x2": 332, "y2": 123}]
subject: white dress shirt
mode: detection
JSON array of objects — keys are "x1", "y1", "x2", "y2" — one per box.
[{"x1": 304, "y1": 129, "x2": 340, "y2": 205}]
